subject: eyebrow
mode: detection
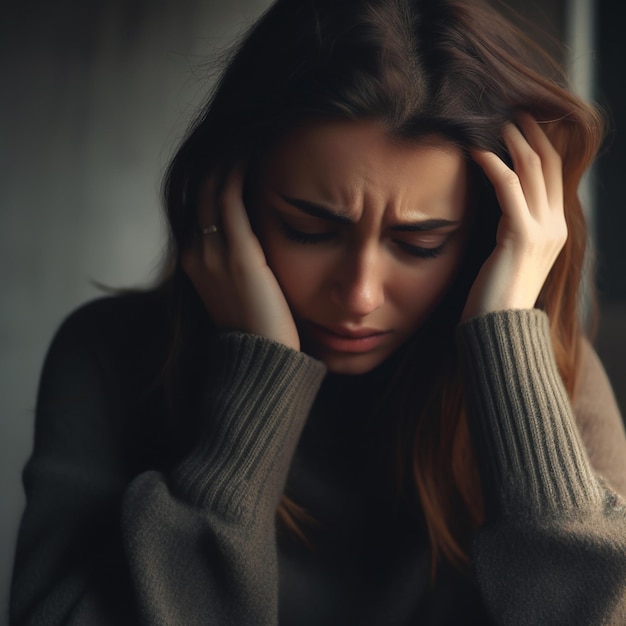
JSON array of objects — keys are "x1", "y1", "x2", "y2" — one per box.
[
  {"x1": 277, "y1": 193, "x2": 353, "y2": 225},
  {"x1": 389, "y1": 220, "x2": 460, "y2": 232},
  {"x1": 277, "y1": 193, "x2": 461, "y2": 231}
]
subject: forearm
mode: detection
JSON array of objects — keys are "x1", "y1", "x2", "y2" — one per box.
[
  {"x1": 12, "y1": 319, "x2": 325, "y2": 625},
  {"x1": 457, "y1": 310, "x2": 626, "y2": 625},
  {"x1": 122, "y1": 333, "x2": 325, "y2": 625}
]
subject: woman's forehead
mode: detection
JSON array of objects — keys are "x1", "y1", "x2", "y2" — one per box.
[{"x1": 262, "y1": 119, "x2": 469, "y2": 222}]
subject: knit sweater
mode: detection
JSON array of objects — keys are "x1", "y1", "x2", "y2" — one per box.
[{"x1": 10, "y1": 291, "x2": 626, "y2": 625}]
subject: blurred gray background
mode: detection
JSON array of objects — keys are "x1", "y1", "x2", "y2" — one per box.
[{"x1": 0, "y1": 0, "x2": 623, "y2": 623}]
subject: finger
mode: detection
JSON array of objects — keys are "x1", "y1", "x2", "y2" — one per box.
[
  {"x1": 198, "y1": 175, "x2": 220, "y2": 231},
  {"x1": 502, "y1": 122, "x2": 549, "y2": 217},
  {"x1": 472, "y1": 149, "x2": 530, "y2": 227},
  {"x1": 220, "y1": 166, "x2": 263, "y2": 254},
  {"x1": 515, "y1": 113, "x2": 563, "y2": 210},
  {"x1": 196, "y1": 174, "x2": 226, "y2": 265}
]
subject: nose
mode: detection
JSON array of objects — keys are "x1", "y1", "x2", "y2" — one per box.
[{"x1": 330, "y1": 244, "x2": 385, "y2": 318}]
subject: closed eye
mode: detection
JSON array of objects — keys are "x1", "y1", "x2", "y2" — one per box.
[
  {"x1": 394, "y1": 240, "x2": 447, "y2": 259},
  {"x1": 278, "y1": 214, "x2": 451, "y2": 259},
  {"x1": 278, "y1": 217, "x2": 335, "y2": 244},
  {"x1": 275, "y1": 206, "x2": 454, "y2": 259}
]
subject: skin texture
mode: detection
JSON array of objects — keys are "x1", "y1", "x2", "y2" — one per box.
[
  {"x1": 254, "y1": 121, "x2": 470, "y2": 374},
  {"x1": 182, "y1": 115, "x2": 566, "y2": 374}
]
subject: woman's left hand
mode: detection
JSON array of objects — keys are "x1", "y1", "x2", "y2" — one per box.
[{"x1": 461, "y1": 113, "x2": 567, "y2": 322}]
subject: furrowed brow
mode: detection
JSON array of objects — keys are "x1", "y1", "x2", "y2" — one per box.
[
  {"x1": 277, "y1": 193, "x2": 354, "y2": 225},
  {"x1": 277, "y1": 192, "x2": 461, "y2": 231}
]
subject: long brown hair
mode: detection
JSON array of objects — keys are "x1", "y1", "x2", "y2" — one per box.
[{"x1": 159, "y1": 0, "x2": 605, "y2": 571}]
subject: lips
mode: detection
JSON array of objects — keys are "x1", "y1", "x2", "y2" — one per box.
[
  {"x1": 320, "y1": 324, "x2": 385, "y2": 338},
  {"x1": 305, "y1": 322, "x2": 390, "y2": 353}
]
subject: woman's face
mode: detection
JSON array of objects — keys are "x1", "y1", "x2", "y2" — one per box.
[{"x1": 254, "y1": 119, "x2": 470, "y2": 375}]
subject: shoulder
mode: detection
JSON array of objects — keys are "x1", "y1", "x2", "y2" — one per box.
[
  {"x1": 35, "y1": 289, "x2": 175, "y2": 463},
  {"x1": 573, "y1": 337, "x2": 626, "y2": 496},
  {"x1": 42, "y1": 289, "x2": 172, "y2": 399},
  {"x1": 55, "y1": 289, "x2": 169, "y2": 343},
  {"x1": 52, "y1": 289, "x2": 170, "y2": 358},
  {"x1": 574, "y1": 336, "x2": 621, "y2": 418}
]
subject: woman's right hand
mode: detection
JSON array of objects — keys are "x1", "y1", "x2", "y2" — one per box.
[{"x1": 181, "y1": 168, "x2": 301, "y2": 351}]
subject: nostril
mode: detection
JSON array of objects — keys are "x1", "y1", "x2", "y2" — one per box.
[
  {"x1": 329, "y1": 245, "x2": 386, "y2": 315},
  {"x1": 331, "y1": 277, "x2": 384, "y2": 317}
]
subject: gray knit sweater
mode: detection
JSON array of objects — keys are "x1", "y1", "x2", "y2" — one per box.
[{"x1": 10, "y1": 294, "x2": 626, "y2": 624}]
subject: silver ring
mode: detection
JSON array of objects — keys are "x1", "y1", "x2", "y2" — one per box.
[{"x1": 199, "y1": 224, "x2": 219, "y2": 236}]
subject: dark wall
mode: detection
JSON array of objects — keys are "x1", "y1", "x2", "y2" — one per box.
[
  {"x1": 595, "y1": 0, "x2": 626, "y2": 301},
  {"x1": 593, "y1": 0, "x2": 626, "y2": 416},
  {"x1": 0, "y1": 1, "x2": 272, "y2": 622}
]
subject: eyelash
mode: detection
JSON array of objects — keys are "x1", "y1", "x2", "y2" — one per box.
[
  {"x1": 279, "y1": 220, "x2": 447, "y2": 259},
  {"x1": 279, "y1": 221, "x2": 333, "y2": 245},
  {"x1": 396, "y1": 241, "x2": 446, "y2": 259}
]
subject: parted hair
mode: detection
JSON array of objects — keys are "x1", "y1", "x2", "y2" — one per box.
[{"x1": 160, "y1": 0, "x2": 604, "y2": 570}]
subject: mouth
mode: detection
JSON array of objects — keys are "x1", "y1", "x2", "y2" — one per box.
[{"x1": 305, "y1": 322, "x2": 390, "y2": 354}]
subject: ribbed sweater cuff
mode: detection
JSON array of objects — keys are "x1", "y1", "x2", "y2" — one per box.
[
  {"x1": 170, "y1": 333, "x2": 326, "y2": 522},
  {"x1": 456, "y1": 309, "x2": 603, "y2": 518}
]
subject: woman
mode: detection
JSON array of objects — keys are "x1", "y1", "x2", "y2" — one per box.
[{"x1": 11, "y1": 0, "x2": 626, "y2": 623}]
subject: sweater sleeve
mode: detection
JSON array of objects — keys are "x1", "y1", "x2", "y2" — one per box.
[
  {"x1": 456, "y1": 309, "x2": 626, "y2": 626},
  {"x1": 122, "y1": 333, "x2": 326, "y2": 625},
  {"x1": 10, "y1": 308, "x2": 326, "y2": 625}
]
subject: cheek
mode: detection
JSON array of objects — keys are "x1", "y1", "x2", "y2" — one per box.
[
  {"x1": 393, "y1": 253, "x2": 465, "y2": 320},
  {"x1": 261, "y1": 235, "x2": 328, "y2": 308}
]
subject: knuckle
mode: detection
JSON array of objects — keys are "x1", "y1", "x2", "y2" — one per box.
[
  {"x1": 505, "y1": 170, "x2": 521, "y2": 187},
  {"x1": 521, "y1": 149, "x2": 542, "y2": 171},
  {"x1": 543, "y1": 221, "x2": 568, "y2": 248}
]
